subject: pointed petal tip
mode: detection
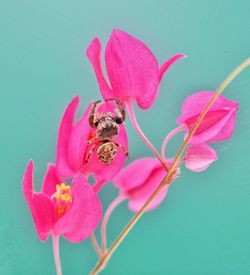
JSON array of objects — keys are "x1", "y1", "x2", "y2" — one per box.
[
  {"x1": 27, "y1": 159, "x2": 34, "y2": 168},
  {"x1": 71, "y1": 95, "x2": 80, "y2": 106},
  {"x1": 22, "y1": 159, "x2": 35, "y2": 207},
  {"x1": 159, "y1": 53, "x2": 187, "y2": 82},
  {"x1": 110, "y1": 28, "x2": 124, "y2": 36},
  {"x1": 23, "y1": 159, "x2": 34, "y2": 186},
  {"x1": 86, "y1": 37, "x2": 101, "y2": 57}
]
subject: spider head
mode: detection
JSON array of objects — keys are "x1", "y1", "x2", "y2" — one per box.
[{"x1": 95, "y1": 113, "x2": 119, "y2": 141}]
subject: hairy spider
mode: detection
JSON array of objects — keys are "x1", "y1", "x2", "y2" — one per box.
[{"x1": 84, "y1": 98, "x2": 128, "y2": 165}]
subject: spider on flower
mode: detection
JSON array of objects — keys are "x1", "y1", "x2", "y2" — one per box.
[{"x1": 84, "y1": 98, "x2": 129, "y2": 165}]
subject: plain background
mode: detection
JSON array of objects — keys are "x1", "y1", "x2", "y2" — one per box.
[{"x1": 1, "y1": 0, "x2": 250, "y2": 274}]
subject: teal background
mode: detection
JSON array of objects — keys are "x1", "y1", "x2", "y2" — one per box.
[{"x1": 1, "y1": 0, "x2": 250, "y2": 274}]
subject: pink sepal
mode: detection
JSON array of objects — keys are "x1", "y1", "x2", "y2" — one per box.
[
  {"x1": 22, "y1": 161, "x2": 56, "y2": 242},
  {"x1": 56, "y1": 96, "x2": 79, "y2": 178},
  {"x1": 159, "y1": 53, "x2": 186, "y2": 82},
  {"x1": 86, "y1": 38, "x2": 113, "y2": 99},
  {"x1": 185, "y1": 144, "x2": 217, "y2": 172}
]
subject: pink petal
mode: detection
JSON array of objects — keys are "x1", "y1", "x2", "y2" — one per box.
[
  {"x1": 67, "y1": 103, "x2": 92, "y2": 171},
  {"x1": 204, "y1": 109, "x2": 237, "y2": 142},
  {"x1": 159, "y1": 53, "x2": 186, "y2": 82},
  {"x1": 177, "y1": 91, "x2": 238, "y2": 123},
  {"x1": 54, "y1": 175, "x2": 102, "y2": 243},
  {"x1": 105, "y1": 29, "x2": 159, "y2": 109},
  {"x1": 86, "y1": 37, "x2": 113, "y2": 99},
  {"x1": 56, "y1": 96, "x2": 80, "y2": 178},
  {"x1": 22, "y1": 161, "x2": 56, "y2": 242},
  {"x1": 22, "y1": 160, "x2": 34, "y2": 205},
  {"x1": 185, "y1": 144, "x2": 217, "y2": 172},
  {"x1": 42, "y1": 164, "x2": 62, "y2": 197},
  {"x1": 114, "y1": 157, "x2": 161, "y2": 191},
  {"x1": 183, "y1": 108, "x2": 238, "y2": 144},
  {"x1": 32, "y1": 193, "x2": 56, "y2": 241},
  {"x1": 114, "y1": 158, "x2": 169, "y2": 212},
  {"x1": 177, "y1": 91, "x2": 239, "y2": 143}
]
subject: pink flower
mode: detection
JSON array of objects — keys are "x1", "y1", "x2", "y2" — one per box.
[
  {"x1": 114, "y1": 158, "x2": 179, "y2": 212},
  {"x1": 56, "y1": 96, "x2": 128, "y2": 189},
  {"x1": 185, "y1": 144, "x2": 217, "y2": 172},
  {"x1": 177, "y1": 91, "x2": 239, "y2": 144},
  {"x1": 86, "y1": 29, "x2": 186, "y2": 110},
  {"x1": 22, "y1": 161, "x2": 102, "y2": 242}
]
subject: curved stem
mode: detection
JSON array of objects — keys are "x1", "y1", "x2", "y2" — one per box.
[
  {"x1": 91, "y1": 58, "x2": 250, "y2": 275},
  {"x1": 90, "y1": 234, "x2": 102, "y2": 259},
  {"x1": 161, "y1": 125, "x2": 186, "y2": 159},
  {"x1": 52, "y1": 235, "x2": 62, "y2": 275},
  {"x1": 101, "y1": 194, "x2": 127, "y2": 252},
  {"x1": 126, "y1": 101, "x2": 169, "y2": 170}
]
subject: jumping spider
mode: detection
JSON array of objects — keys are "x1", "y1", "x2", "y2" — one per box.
[{"x1": 84, "y1": 98, "x2": 128, "y2": 165}]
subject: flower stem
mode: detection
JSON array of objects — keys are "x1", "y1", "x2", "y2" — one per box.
[
  {"x1": 101, "y1": 194, "x2": 127, "y2": 252},
  {"x1": 161, "y1": 125, "x2": 186, "y2": 159},
  {"x1": 91, "y1": 58, "x2": 250, "y2": 275},
  {"x1": 90, "y1": 234, "x2": 103, "y2": 259},
  {"x1": 52, "y1": 235, "x2": 62, "y2": 275},
  {"x1": 126, "y1": 101, "x2": 169, "y2": 170}
]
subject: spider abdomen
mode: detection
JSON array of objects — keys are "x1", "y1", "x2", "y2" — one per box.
[{"x1": 97, "y1": 142, "x2": 117, "y2": 164}]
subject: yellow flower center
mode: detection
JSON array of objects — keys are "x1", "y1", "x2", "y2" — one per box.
[{"x1": 51, "y1": 183, "x2": 72, "y2": 217}]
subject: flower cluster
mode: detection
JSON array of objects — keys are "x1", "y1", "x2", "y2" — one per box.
[{"x1": 22, "y1": 29, "x2": 240, "y2": 274}]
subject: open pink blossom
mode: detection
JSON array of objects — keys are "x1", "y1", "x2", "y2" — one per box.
[
  {"x1": 177, "y1": 91, "x2": 239, "y2": 144},
  {"x1": 185, "y1": 144, "x2": 217, "y2": 172},
  {"x1": 22, "y1": 160, "x2": 102, "y2": 243},
  {"x1": 114, "y1": 158, "x2": 179, "y2": 212},
  {"x1": 86, "y1": 29, "x2": 186, "y2": 110},
  {"x1": 55, "y1": 96, "x2": 128, "y2": 189}
]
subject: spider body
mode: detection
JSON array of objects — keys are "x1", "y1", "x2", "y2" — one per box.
[{"x1": 84, "y1": 99, "x2": 128, "y2": 165}]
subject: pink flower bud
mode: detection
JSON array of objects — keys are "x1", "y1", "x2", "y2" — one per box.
[
  {"x1": 185, "y1": 144, "x2": 217, "y2": 172},
  {"x1": 177, "y1": 91, "x2": 239, "y2": 144},
  {"x1": 114, "y1": 158, "x2": 179, "y2": 212}
]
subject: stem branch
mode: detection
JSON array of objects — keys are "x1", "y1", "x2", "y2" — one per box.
[
  {"x1": 161, "y1": 125, "x2": 186, "y2": 159},
  {"x1": 101, "y1": 194, "x2": 126, "y2": 252},
  {"x1": 90, "y1": 234, "x2": 103, "y2": 259},
  {"x1": 126, "y1": 102, "x2": 169, "y2": 170}
]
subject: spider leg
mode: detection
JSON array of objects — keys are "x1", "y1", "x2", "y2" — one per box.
[
  {"x1": 106, "y1": 98, "x2": 126, "y2": 123},
  {"x1": 84, "y1": 143, "x2": 97, "y2": 164},
  {"x1": 113, "y1": 142, "x2": 129, "y2": 157},
  {"x1": 89, "y1": 100, "x2": 101, "y2": 128},
  {"x1": 86, "y1": 137, "x2": 96, "y2": 145}
]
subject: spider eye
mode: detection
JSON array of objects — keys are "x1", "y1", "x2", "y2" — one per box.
[
  {"x1": 115, "y1": 117, "x2": 122, "y2": 124},
  {"x1": 94, "y1": 121, "x2": 99, "y2": 127}
]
